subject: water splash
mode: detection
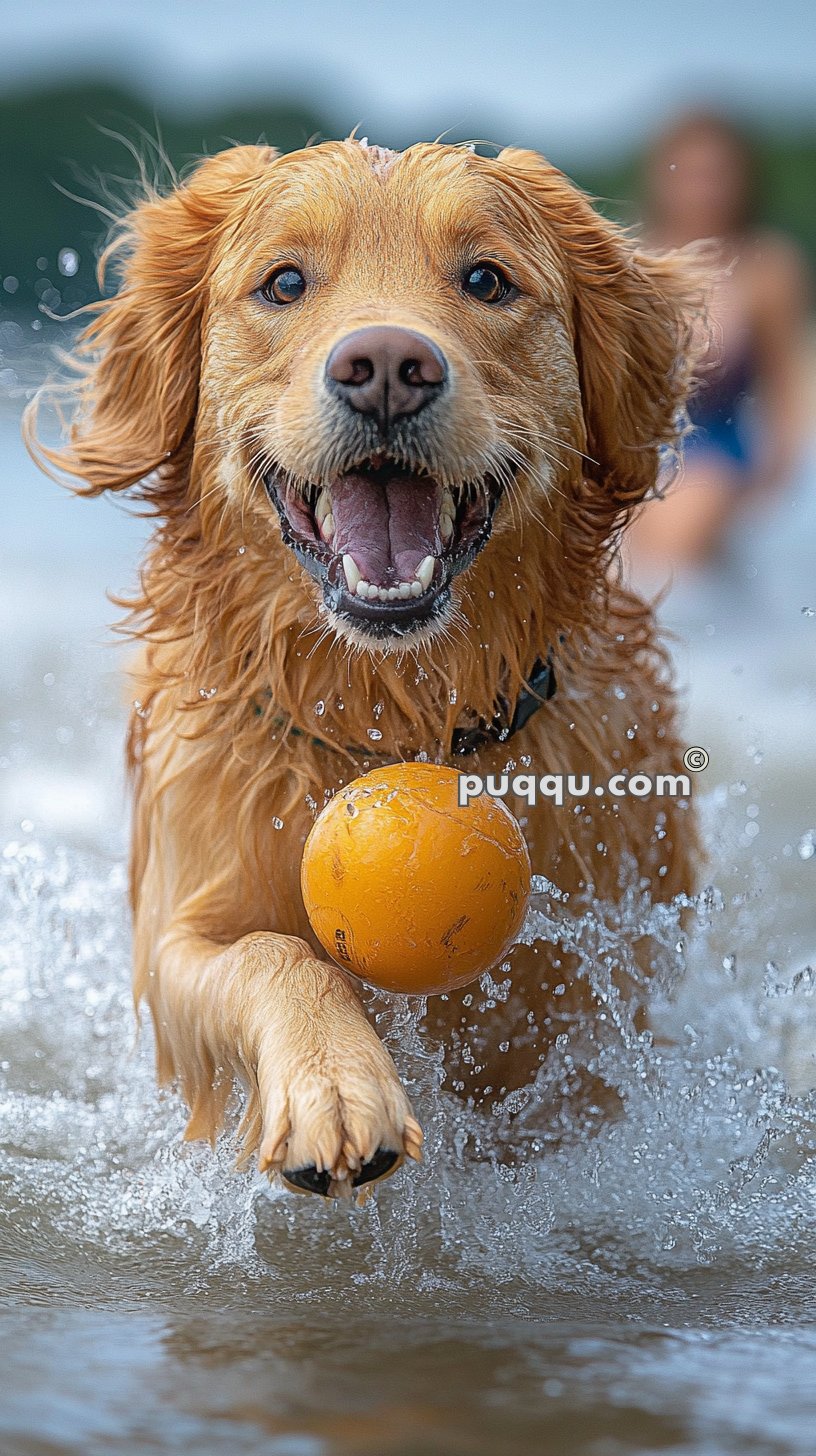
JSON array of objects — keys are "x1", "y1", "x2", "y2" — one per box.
[{"x1": 3, "y1": 834, "x2": 816, "y2": 1318}]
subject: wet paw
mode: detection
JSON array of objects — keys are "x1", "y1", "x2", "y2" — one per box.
[
  {"x1": 260, "y1": 1076, "x2": 422, "y2": 1199},
  {"x1": 253, "y1": 957, "x2": 423, "y2": 1199}
]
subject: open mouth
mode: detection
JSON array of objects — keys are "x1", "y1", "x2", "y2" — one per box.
[{"x1": 265, "y1": 460, "x2": 506, "y2": 639}]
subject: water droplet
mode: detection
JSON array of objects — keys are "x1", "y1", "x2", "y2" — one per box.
[
  {"x1": 314, "y1": 700, "x2": 325, "y2": 717},
  {"x1": 801, "y1": 606, "x2": 815, "y2": 617},
  {"x1": 798, "y1": 830, "x2": 815, "y2": 861},
  {"x1": 57, "y1": 247, "x2": 79, "y2": 277},
  {"x1": 367, "y1": 728, "x2": 382, "y2": 741},
  {"x1": 272, "y1": 817, "x2": 284, "y2": 830},
  {"x1": 449, "y1": 688, "x2": 457, "y2": 704},
  {"x1": 198, "y1": 686, "x2": 217, "y2": 700},
  {"x1": 373, "y1": 701, "x2": 384, "y2": 719},
  {"x1": 237, "y1": 544, "x2": 246, "y2": 556}
]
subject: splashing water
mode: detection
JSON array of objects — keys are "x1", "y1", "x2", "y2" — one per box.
[
  {"x1": 4, "y1": 406, "x2": 816, "y2": 1452},
  {"x1": 3, "y1": 829, "x2": 816, "y2": 1314},
  {"x1": 4, "y1": 822, "x2": 816, "y2": 1452}
]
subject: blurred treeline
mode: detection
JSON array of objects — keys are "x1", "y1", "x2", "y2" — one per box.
[{"x1": 2, "y1": 76, "x2": 816, "y2": 316}]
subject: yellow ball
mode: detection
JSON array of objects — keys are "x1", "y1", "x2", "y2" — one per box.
[{"x1": 300, "y1": 763, "x2": 531, "y2": 995}]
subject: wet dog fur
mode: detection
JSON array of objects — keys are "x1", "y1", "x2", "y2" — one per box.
[{"x1": 28, "y1": 138, "x2": 702, "y2": 1195}]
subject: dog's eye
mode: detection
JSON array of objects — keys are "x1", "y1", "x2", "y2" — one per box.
[
  {"x1": 462, "y1": 264, "x2": 513, "y2": 304},
  {"x1": 260, "y1": 266, "x2": 307, "y2": 305}
]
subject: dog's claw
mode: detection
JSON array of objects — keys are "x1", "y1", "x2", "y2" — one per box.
[
  {"x1": 281, "y1": 1164, "x2": 334, "y2": 1197},
  {"x1": 352, "y1": 1146, "x2": 401, "y2": 1187},
  {"x1": 281, "y1": 1146, "x2": 403, "y2": 1198}
]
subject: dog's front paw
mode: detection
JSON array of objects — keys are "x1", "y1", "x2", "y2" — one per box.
[{"x1": 254, "y1": 956, "x2": 422, "y2": 1198}]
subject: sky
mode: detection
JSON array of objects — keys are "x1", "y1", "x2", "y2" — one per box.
[{"x1": 3, "y1": 0, "x2": 816, "y2": 156}]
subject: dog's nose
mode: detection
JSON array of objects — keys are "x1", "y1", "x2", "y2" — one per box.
[{"x1": 325, "y1": 326, "x2": 447, "y2": 429}]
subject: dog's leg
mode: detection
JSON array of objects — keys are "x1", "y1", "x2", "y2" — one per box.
[{"x1": 149, "y1": 927, "x2": 423, "y2": 1196}]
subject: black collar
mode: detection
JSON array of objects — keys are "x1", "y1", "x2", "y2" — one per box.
[
  {"x1": 256, "y1": 652, "x2": 556, "y2": 760},
  {"x1": 451, "y1": 653, "x2": 557, "y2": 756}
]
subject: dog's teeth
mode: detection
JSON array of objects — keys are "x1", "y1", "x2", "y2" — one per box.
[
  {"x1": 415, "y1": 555, "x2": 435, "y2": 592},
  {"x1": 347, "y1": 560, "x2": 433, "y2": 603},
  {"x1": 315, "y1": 489, "x2": 331, "y2": 527},
  {"x1": 320, "y1": 511, "x2": 335, "y2": 542},
  {"x1": 343, "y1": 554, "x2": 361, "y2": 592},
  {"x1": 439, "y1": 513, "x2": 454, "y2": 543}
]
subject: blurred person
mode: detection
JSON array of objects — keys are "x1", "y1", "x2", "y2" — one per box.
[{"x1": 628, "y1": 109, "x2": 810, "y2": 578}]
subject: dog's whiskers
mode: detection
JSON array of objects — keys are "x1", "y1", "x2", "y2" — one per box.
[
  {"x1": 492, "y1": 425, "x2": 573, "y2": 509},
  {"x1": 488, "y1": 406, "x2": 598, "y2": 466}
]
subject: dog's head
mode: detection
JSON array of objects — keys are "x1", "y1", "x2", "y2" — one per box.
[{"x1": 32, "y1": 139, "x2": 700, "y2": 655}]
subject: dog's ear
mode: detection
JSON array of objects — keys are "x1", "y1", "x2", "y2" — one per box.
[
  {"x1": 27, "y1": 144, "x2": 276, "y2": 498},
  {"x1": 497, "y1": 148, "x2": 706, "y2": 519}
]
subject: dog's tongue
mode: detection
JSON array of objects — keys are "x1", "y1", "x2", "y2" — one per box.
[{"x1": 331, "y1": 473, "x2": 441, "y2": 586}]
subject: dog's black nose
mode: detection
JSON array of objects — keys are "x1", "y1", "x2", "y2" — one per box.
[{"x1": 325, "y1": 326, "x2": 447, "y2": 430}]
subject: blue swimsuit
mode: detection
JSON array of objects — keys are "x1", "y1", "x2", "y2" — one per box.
[{"x1": 683, "y1": 350, "x2": 755, "y2": 480}]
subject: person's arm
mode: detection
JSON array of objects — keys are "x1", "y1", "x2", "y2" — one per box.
[{"x1": 745, "y1": 234, "x2": 811, "y2": 502}]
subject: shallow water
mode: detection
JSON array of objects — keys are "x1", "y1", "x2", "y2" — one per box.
[{"x1": 3, "y1": 397, "x2": 816, "y2": 1456}]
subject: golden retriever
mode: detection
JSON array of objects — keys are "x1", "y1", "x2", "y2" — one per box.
[{"x1": 28, "y1": 138, "x2": 700, "y2": 1198}]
